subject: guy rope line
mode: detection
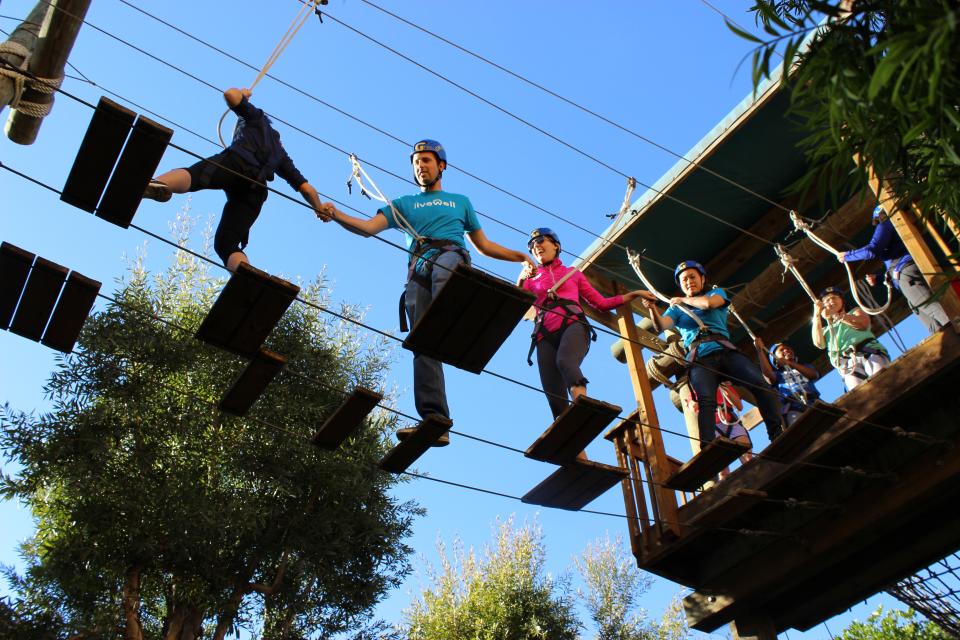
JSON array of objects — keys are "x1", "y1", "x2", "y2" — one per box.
[
  {"x1": 70, "y1": 299, "x2": 820, "y2": 531},
  {"x1": 789, "y1": 210, "x2": 894, "y2": 315},
  {"x1": 0, "y1": 40, "x2": 62, "y2": 117},
  {"x1": 216, "y1": 0, "x2": 324, "y2": 147},
  {"x1": 2, "y1": 60, "x2": 945, "y2": 451}
]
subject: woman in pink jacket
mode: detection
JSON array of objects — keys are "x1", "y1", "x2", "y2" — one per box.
[{"x1": 518, "y1": 228, "x2": 653, "y2": 418}]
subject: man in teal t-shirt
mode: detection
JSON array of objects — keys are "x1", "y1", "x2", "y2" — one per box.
[{"x1": 322, "y1": 140, "x2": 532, "y2": 444}]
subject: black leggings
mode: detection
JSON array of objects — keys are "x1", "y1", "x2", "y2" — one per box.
[{"x1": 536, "y1": 322, "x2": 591, "y2": 419}]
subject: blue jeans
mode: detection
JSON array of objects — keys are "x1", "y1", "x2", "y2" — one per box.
[
  {"x1": 404, "y1": 250, "x2": 467, "y2": 420},
  {"x1": 689, "y1": 349, "x2": 784, "y2": 444}
]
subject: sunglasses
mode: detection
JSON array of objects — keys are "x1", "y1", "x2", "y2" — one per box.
[{"x1": 528, "y1": 236, "x2": 550, "y2": 248}]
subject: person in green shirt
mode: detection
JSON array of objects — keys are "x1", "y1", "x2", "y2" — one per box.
[{"x1": 811, "y1": 286, "x2": 890, "y2": 390}]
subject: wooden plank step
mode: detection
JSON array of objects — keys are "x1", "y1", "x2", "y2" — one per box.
[
  {"x1": 521, "y1": 459, "x2": 628, "y2": 510},
  {"x1": 97, "y1": 114, "x2": 173, "y2": 229},
  {"x1": 402, "y1": 263, "x2": 535, "y2": 374},
  {"x1": 665, "y1": 437, "x2": 751, "y2": 492},
  {"x1": 525, "y1": 395, "x2": 622, "y2": 464},
  {"x1": 41, "y1": 271, "x2": 101, "y2": 353},
  {"x1": 0, "y1": 242, "x2": 35, "y2": 330},
  {"x1": 378, "y1": 414, "x2": 452, "y2": 474},
  {"x1": 762, "y1": 400, "x2": 845, "y2": 463},
  {"x1": 219, "y1": 348, "x2": 286, "y2": 416},
  {"x1": 9, "y1": 257, "x2": 68, "y2": 342},
  {"x1": 228, "y1": 273, "x2": 299, "y2": 357},
  {"x1": 311, "y1": 386, "x2": 384, "y2": 450},
  {"x1": 61, "y1": 96, "x2": 135, "y2": 213},
  {"x1": 195, "y1": 263, "x2": 299, "y2": 358}
]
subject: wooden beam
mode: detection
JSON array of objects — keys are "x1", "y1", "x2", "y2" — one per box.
[
  {"x1": 615, "y1": 301, "x2": 680, "y2": 537},
  {"x1": 0, "y1": 3, "x2": 47, "y2": 112},
  {"x1": 730, "y1": 615, "x2": 778, "y2": 640},
  {"x1": 6, "y1": 0, "x2": 93, "y2": 144},
  {"x1": 729, "y1": 193, "x2": 875, "y2": 322}
]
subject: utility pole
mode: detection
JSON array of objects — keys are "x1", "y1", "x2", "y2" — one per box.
[{"x1": 4, "y1": 0, "x2": 92, "y2": 145}]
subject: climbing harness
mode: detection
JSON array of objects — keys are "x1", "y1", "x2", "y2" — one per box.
[
  {"x1": 789, "y1": 210, "x2": 894, "y2": 316},
  {"x1": 216, "y1": 0, "x2": 325, "y2": 147},
  {"x1": 715, "y1": 383, "x2": 741, "y2": 431},
  {"x1": 626, "y1": 248, "x2": 737, "y2": 362},
  {"x1": 346, "y1": 154, "x2": 470, "y2": 332},
  {"x1": 0, "y1": 42, "x2": 63, "y2": 117},
  {"x1": 525, "y1": 296, "x2": 597, "y2": 366}
]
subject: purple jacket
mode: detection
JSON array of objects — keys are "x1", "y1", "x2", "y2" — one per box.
[{"x1": 522, "y1": 259, "x2": 625, "y2": 334}]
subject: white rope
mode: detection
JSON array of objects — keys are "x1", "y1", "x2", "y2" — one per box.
[
  {"x1": 346, "y1": 154, "x2": 422, "y2": 243},
  {"x1": 216, "y1": 0, "x2": 321, "y2": 147},
  {"x1": 789, "y1": 210, "x2": 893, "y2": 316},
  {"x1": 729, "y1": 304, "x2": 757, "y2": 341},
  {"x1": 625, "y1": 248, "x2": 707, "y2": 331},
  {"x1": 544, "y1": 177, "x2": 638, "y2": 298},
  {"x1": 0, "y1": 41, "x2": 62, "y2": 117}
]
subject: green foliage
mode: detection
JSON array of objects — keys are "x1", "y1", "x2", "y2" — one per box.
[
  {"x1": 403, "y1": 518, "x2": 581, "y2": 640},
  {"x1": 402, "y1": 523, "x2": 688, "y2": 640},
  {"x1": 575, "y1": 534, "x2": 688, "y2": 640},
  {"x1": 839, "y1": 606, "x2": 950, "y2": 639},
  {"x1": 738, "y1": 0, "x2": 960, "y2": 231},
  {"x1": 0, "y1": 213, "x2": 418, "y2": 639}
]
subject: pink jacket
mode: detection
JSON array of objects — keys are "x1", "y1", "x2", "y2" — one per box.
[{"x1": 521, "y1": 259, "x2": 626, "y2": 334}]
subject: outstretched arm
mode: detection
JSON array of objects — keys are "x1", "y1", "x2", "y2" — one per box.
[
  {"x1": 753, "y1": 337, "x2": 777, "y2": 384},
  {"x1": 223, "y1": 87, "x2": 252, "y2": 108},
  {"x1": 320, "y1": 206, "x2": 390, "y2": 237},
  {"x1": 297, "y1": 182, "x2": 337, "y2": 220},
  {"x1": 467, "y1": 229, "x2": 535, "y2": 267}
]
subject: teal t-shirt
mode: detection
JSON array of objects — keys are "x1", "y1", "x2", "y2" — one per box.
[
  {"x1": 379, "y1": 191, "x2": 482, "y2": 256},
  {"x1": 663, "y1": 287, "x2": 730, "y2": 358}
]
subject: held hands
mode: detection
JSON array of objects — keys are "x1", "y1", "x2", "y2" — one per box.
[
  {"x1": 314, "y1": 202, "x2": 338, "y2": 222},
  {"x1": 518, "y1": 261, "x2": 537, "y2": 281}
]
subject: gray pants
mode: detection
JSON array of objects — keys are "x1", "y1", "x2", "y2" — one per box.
[
  {"x1": 536, "y1": 322, "x2": 591, "y2": 419},
  {"x1": 897, "y1": 262, "x2": 950, "y2": 333},
  {"x1": 404, "y1": 250, "x2": 466, "y2": 420}
]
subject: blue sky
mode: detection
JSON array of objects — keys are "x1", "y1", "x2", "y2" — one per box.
[{"x1": 1, "y1": 0, "x2": 925, "y2": 636}]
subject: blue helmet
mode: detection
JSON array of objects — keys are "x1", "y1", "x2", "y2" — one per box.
[
  {"x1": 872, "y1": 205, "x2": 884, "y2": 220},
  {"x1": 674, "y1": 260, "x2": 706, "y2": 285},
  {"x1": 410, "y1": 139, "x2": 447, "y2": 164},
  {"x1": 768, "y1": 342, "x2": 788, "y2": 366},
  {"x1": 819, "y1": 285, "x2": 844, "y2": 300},
  {"x1": 528, "y1": 227, "x2": 560, "y2": 250}
]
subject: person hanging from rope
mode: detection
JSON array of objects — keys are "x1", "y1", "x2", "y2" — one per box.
[
  {"x1": 812, "y1": 285, "x2": 890, "y2": 390},
  {"x1": 517, "y1": 228, "x2": 654, "y2": 421},
  {"x1": 142, "y1": 88, "x2": 333, "y2": 271},
  {"x1": 641, "y1": 260, "x2": 785, "y2": 447},
  {"x1": 838, "y1": 205, "x2": 950, "y2": 334},
  {"x1": 318, "y1": 139, "x2": 533, "y2": 443},
  {"x1": 754, "y1": 338, "x2": 821, "y2": 426}
]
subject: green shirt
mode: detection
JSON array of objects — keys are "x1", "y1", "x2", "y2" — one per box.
[{"x1": 818, "y1": 316, "x2": 887, "y2": 369}]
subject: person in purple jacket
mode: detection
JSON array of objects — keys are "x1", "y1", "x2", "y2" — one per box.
[
  {"x1": 143, "y1": 87, "x2": 333, "y2": 271},
  {"x1": 517, "y1": 228, "x2": 654, "y2": 419},
  {"x1": 840, "y1": 205, "x2": 949, "y2": 333}
]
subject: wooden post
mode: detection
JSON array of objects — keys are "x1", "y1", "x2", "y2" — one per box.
[
  {"x1": 5, "y1": 0, "x2": 92, "y2": 145},
  {"x1": 0, "y1": 3, "x2": 48, "y2": 112},
  {"x1": 615, "y1": 302, "x2": 681, "y2": 537},
  {"x1": 730, "y1": 615, "x2": 778, "y2": 640},
  {"x1": 911, "y1": 203, "x2": 960, "y2": 269}
]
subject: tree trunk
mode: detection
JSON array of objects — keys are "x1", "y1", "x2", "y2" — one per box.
[
  {"x1": 0, "y1": 2, "x2": 48, "y2": 112},
  {"x1": 121, "y1": 565, "x2": 145, "y2": 640},
  {"x1": 163, "y1": 604, "x2": 188, "y2": 640},
  {"x1": 212, "y1": 587, "x2": 247, "y2": 640},
  {"x1": 177, "y1": 608, "x2": 205, "y2": 640}
]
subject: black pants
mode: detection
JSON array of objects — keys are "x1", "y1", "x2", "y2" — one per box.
[
  {"x1": 536, "y1": 322, "x2": 591, "y2": 419},
  {"x1": 689, "y1": 349, "x2": 784, "y2": 444},
  {"x1": 185, "y1": 151, "x2": 268, "y2": 265}
]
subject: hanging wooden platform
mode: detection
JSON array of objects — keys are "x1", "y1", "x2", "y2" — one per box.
[
  {"x1": 97, "y1": 114, "x2": 173, "y2": 228},
  {"x1": 195, "y1": 262, "x2": 299, "y2": 358},
  {"x1": 665, "y1": 437, "x2": 751, "y2": 492},
  {"x1": 1, "y1": 242, "x2": 101, "y2": 352},
  {"x1": 402, "y1": 262, "x2": 536, "y2": 374},
  {"x1": 0, "y1": 242, "x2": 35, "y2": 329},
  {"x1": 525, "y1": 396, "x2": 622, "y2": 464},
  {"x1": 219, "y1": 348, "x2": 285, "y2": 416},
  {"x1": 378, "y1": 414, "x2": 452, "y2": 474},
  {"x1": 521, "y1": 459, "x2": 628, "y2": 510},
  {"x1": 41, "y1": 272, "x2": 100, "y2": 353},
  {"x1": 311, "y1": 386, "x2": 384, "y2": 450},
  {"x1": 61, "y1": 96, "x2": 135, "y2": 213},
  {"x1": 61, "y1": 96, "x2": 172, "y2": 228},
  {"x1": 762, "y1": 400, "x2": 845, "y2": 463}
]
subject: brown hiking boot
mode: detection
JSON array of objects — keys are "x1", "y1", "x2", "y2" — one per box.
[{"x1": 396, "y1": 422, "x2": 451, "y2": 447}]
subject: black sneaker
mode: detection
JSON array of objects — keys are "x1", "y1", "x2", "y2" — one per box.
[{"x1": 143, "y1": 180, "x2": 172, "y2": 202}]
